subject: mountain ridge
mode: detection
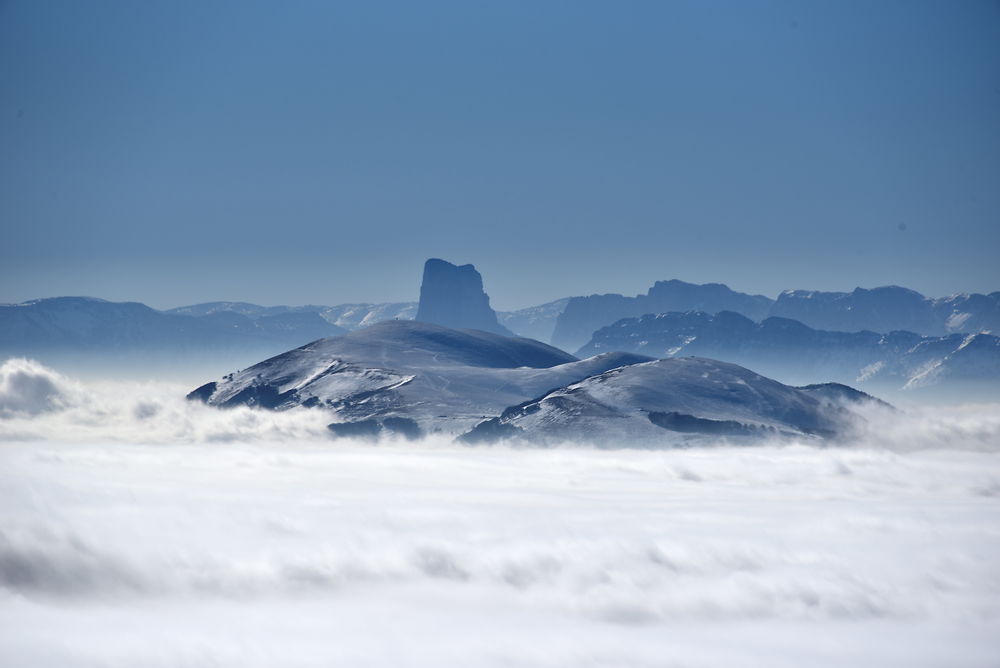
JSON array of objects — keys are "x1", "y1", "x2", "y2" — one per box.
[{"x1": 576, "y1": 309, "x2": 1000, "y2": 394}]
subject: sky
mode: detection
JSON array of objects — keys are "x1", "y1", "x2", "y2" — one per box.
[{"x1": 1, "y1": 0, "x2": 998, "y2": 311}]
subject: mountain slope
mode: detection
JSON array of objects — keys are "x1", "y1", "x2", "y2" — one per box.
[
  {"x1": 189, "y1": 320, "x2": 652, "y2": 435},
  {"x1": 460, "y1": 357, "x2": 867, "y2": 445}
]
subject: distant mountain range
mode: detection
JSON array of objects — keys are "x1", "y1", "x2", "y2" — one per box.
[
  {"x1": 770, "y1": 287, "x2": 1000, "y2": 336},
  {"x1": 2, "y1": 260, "x2": 996, "y2": 393},
  {"x1": 551, "y1": 282, "x2": 1000, "y2": 352},
  {"x1": 0, "y1": 296, "x2": 347, "y2": 374},
  {"x1": 551, "y1": 280, "x2": 773, "y2": 351},
  {"x1": 163, "y1": 281, "x2": 1000, "y2": 359},
  {"x1": 576, "y1": 310, "x2": 1000, "y2": 395},
  {"x1": 165, "y1": 301, "x2": 418, "y2": 329}
]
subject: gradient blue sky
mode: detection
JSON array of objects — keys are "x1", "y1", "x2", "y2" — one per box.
[{"x1": 2, "y1": 0, "x2": 998, "y2": 310}]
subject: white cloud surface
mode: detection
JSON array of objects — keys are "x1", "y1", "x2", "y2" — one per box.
[{"x1": 1, "y1": 359, "x2": 999, "y2": 666}]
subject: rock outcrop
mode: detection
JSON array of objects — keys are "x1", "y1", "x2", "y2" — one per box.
[{"x1": 415, "y1": 258, "x2": 513, "y2": 336}]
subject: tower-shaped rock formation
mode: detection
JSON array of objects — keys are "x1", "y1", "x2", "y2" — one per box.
[{"x1": 415, "y1": 258, "x2": 513, "y2": 336}]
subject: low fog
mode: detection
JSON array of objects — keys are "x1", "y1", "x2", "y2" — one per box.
[{"x1": 1, "y1": 358, "x2": 999, "y2": 666}]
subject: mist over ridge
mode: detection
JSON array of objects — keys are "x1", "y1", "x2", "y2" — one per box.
[{"x1": 1, "y1": 357, "x2": 997, "y2": 453}]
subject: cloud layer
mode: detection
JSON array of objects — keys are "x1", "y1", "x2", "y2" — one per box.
[
  {"x1": 0, "y1": 358, "x2": 334, "y2": 443},
  {"x1": 3, "y1": 357, "x2": 1000, "y2": 453},
  {"x1": 1, "y1": 359, "x2": 999, "y2": 666}
]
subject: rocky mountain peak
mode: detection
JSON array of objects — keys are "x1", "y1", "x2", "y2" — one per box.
[{"x1": 415, "y1": 258, "x2": 513, "y2": 336}]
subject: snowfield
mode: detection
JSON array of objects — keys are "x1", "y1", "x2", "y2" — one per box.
[{"x1": 1, "y1": 359, "x2": 999, "y2": 667}]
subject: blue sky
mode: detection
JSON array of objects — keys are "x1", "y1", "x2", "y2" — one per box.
[{"x1": 1, "y1": 0, "x2": 998, "y2": 310}]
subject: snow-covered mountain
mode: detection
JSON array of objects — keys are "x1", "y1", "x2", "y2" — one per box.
[
  {"x1": 460, "y1": 357, "x2": 875, "y2": 445},
  {"x1": 189, "y1": 320, "x2": 878, "y2": 443},
  {"x1": 319, "y1": 302, "x2": 417, "y2": 329},
  {"x1": 902, "y1": 331, "x2": 1000, "y2": 392},
  {"x1": 770, "y1": 287, "x2": 1000, "y2": 336},
  {"x1": 189, "y1": 320, "x2": 652, "y2": 437},
  {"x1": 575, "y1": 310, "x2": 1000, "y2": 394},
  {"x1": 168, "y1": 300, "x2": 418, "y2": 330}
]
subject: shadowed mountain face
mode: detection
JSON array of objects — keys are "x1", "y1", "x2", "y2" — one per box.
[
  {"x1": 551, "y1": 280, "x2": 774, "y2": 351},
  {"x1": 551, "y1": 282, "x2": 1000, "y2": 352},
  {"x1": 415, "y1": 259, "x2": 513, "y2": 336},
  {"x1": 576, "y1": 310, "x2": 1000, "y2": 394}
]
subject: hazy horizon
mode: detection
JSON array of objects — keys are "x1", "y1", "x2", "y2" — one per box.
[{"x1": 4, "y1": 263, "x2": 999, "y2": 314}]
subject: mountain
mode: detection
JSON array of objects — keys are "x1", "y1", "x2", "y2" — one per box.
[
  {"x1": 319, "y1": 302, "x2": 417, "y2": 329},
  {"x1": 575, "y1": 310, "x2": 1000, "y2": 394},
  {"x1": 169, "y1": 301, "x2": 418, "y2": 330},
  {"x1": 460, "y1": 357, "x2": 873, "y2": 446},
  {"x1": 551, "y1": 280, "x2": 773, "y2": 352},
  {"x1": 414, "y1": 258, "x2": 513, "y2": 336},
  {"x1": 933, "y1": 292, "x2": 1000, "y2": 334},
  {"x1": 497, "y1": 298, "x2": 570, "y2": 343},
  {"x1": 902, "y1": 331, "x2": 1000, "y2": 391},
  {"x1": 189, "y1": 320, "x2": 651, "y2": 437},
  {"x1": 166, "y1": 302, "x2": 326, "y2": 318},
  {"x1": 0, "y1": 296, "x2": 346, "y2": 375},
  {"x1": 171, "y1": 298, "x2": 563, "y2": 340},
  {"x1": 770, "y1": 287, "x2": 1000, "y2": 336},
  {"x1": 189, "y1": 320, "x2": 880, "y2": 444}
]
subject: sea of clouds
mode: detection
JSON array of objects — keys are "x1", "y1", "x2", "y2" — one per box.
[{"x1": 1, "y1": 358, "x2": 999, "y2": 667}]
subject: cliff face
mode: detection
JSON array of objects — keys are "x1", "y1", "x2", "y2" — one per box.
[
  {"x1": 551, "y1": 280, "x2": 774, "y2": 352},
  {"x1": 415, "y1": 258, "x2": 513, "y2": 336},
  {"x1": 770, "y1": 287, "x2": 1000, "y2": 336},
  {"x1": 552, "y1": 281, "x2": 1000, "y2": 353}
]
